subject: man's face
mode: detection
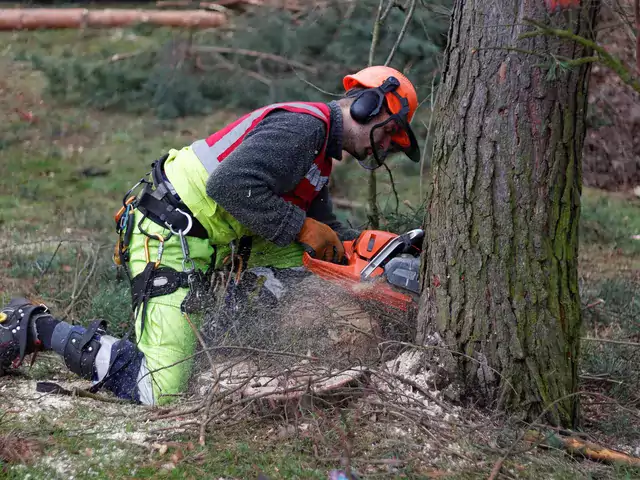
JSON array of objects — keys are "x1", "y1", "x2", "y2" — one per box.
[{"x1": 347, "y1": 111, "x2": 402, "y2": 162}]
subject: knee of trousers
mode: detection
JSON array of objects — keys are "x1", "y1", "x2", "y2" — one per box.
[
  {"x1": 51, "y1": 322, "x2": 153, "y2": 404},
  {"x1": 134, "y1": 288, "x2": 201, "y2": 406}
]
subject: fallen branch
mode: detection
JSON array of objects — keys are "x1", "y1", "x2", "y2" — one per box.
[
  {"x1": 331, "y1": 198, "x2": 365, "y2": 210},
  {"x1": 191, "y1": 46, "x2": 316, "y2": 73},
  {"x1": 582, "y1": 298, "x2": 604, "y2": 310},
  {"x1": 579, "y1": 374, "x2": 624, "y2": 385},
  {"x1": 0, "y1": 8, "x2": 226, "y2": 31},
  {"x1": 524, "y1": 430, "x2": 640, "y2": 467},
  {"x1": 194, "y1": 52, "x2": 272, "y2": 86},
  {"x1": 582, "y1": 337, "x2": 640, "y2": 347},
  {"x1": 487, "y1": 457, "x2": 504, "y2": 480},
  {"x1": 63, "y1": 246, "x2": 101, "y2": 318},
  {"x1": 35, "y1": 381, "x2": 132, "y2": 405}
]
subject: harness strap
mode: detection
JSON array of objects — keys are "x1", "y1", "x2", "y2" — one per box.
[
  {"x1": 135, "y1": 185, "x2": 207, "y2": 239},
  {"x1": 135, "y1": 155, "x2": 209, "y2": 239},
  {"x1": 11, "y1": 304, "x2": 44, "y2": 366},
  {"x1": 130, "y1": 266, "x2": 192, "y2": 314},
  {"x1": 63, "y1": 319, "x2": 105, "y2": 380},
  {"x1": 237, "y1": 236, "x2": 253, "y2": 272}
]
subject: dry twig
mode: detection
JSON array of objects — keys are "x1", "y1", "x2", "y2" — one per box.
[
  {"x1": 191, "y1": 46, "x2": 317, "y2": 73},
  {"x1": 582, "y1": 337, "x2": 640, "y2": 347},
  {"x1": 63, "y1": 246, "x2": 101, "y2": 318}
]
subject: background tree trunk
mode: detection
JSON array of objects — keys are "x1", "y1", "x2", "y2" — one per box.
[{"x1": 417, "y1": 0, "x2": 600, "y2": 426}]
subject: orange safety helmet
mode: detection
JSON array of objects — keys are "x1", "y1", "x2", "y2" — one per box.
[
  {"x1": 343, "y1": 66, "x2": 418, "y2": 121},
  {"x1": 343, "y1": 66, "x2": 420, "y2": 165}
]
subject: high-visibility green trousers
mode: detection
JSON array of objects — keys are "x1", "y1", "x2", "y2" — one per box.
[
  {"x1": 123, "y1": 146, "x2": 308, "y2": 405},
  {"x1": 125, "y1": 215, "x2": 306, "y2": 406},
  {"x1": 125, "y1": 210, "x2": 214, "y2": 406}
]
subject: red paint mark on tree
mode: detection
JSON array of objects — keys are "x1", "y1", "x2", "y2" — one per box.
[
  {"x1": 545, "y1": 0, "x2": 580, "y2": 12},
  {"x1": 498, "y1": 62, "x2": 507, "y2": 84},
  {"x1": 432, "y1": 275, "x2": 441, "y2": 287}
]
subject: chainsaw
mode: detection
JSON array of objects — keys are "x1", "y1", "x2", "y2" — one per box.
[{"x1": 302, "y1": 228, "x2": 424, "y2": 313}]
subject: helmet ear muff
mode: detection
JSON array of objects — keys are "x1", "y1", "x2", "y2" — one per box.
[
  {"x1": 349, "y1": 89, "x2": 383, "y2": 124},
  {"x1": 347, "y1": 76, "x2": 401, "y2": 124}
]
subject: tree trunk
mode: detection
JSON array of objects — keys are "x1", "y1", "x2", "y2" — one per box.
[{"x1": 417, "y1": 0, "x2": 600, "y2": 426}]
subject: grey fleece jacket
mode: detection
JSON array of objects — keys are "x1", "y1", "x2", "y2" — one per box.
[{"x1": 205, "y1": 101, "x2": 360, "y2": 247}]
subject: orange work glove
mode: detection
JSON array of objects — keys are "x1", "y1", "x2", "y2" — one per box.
[{"x1": 297, "y1": 217, "x2": 345, "y2": 263}]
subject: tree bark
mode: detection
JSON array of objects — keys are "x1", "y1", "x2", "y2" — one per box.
[{"x1": 417, "y1": 0, "x2": 600, "y2": 426}]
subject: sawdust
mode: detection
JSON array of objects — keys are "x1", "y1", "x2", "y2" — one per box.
[
  {"x1": 376, "y1": 349, "x2": 460, "y2": 420},
  {"x1": 0, "y1": 378, "x2": 84, "y2": 419},
  {"x1": 0, "y1": 376, "x2": 171, "y2": 479}
]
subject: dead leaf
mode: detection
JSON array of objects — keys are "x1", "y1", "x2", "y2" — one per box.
[
  {"x1": 170, "y1": 448, "x2": 184, "y2": 464},
  {"x1": 0, "y1": 435, "x2": 42, "y2": 464}
]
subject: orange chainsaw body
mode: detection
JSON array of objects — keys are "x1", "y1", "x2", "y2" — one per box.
[{"x1": 302, "y1": 230, "x2": 418, "y2": 313}]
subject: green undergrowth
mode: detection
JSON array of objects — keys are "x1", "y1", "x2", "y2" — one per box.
[
  {"x1": 7, "y1": 0, "x2": 450, "y2": 125},
  {"x1": 580, "y1": 189, "x2": 640, "y2": 255}
]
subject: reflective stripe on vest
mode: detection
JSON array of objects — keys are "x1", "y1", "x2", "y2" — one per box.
[{"x1": 190, "y1": 102, "x2": 330, "y2": 175}]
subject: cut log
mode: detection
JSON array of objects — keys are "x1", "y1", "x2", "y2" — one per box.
[{"x1": 0, "y1": 8, "x2": 226, "y2": 31}]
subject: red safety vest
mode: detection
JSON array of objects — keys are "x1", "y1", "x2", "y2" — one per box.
[{"x1": 190, "y1": 102, "x2": 332, "y2": 211}]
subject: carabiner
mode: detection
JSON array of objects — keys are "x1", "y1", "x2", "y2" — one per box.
[
  {"x1": 144, "y1": 233, "x2": 165, "y2": 268},
  {"x1": 179, "y1": 232, "x2": 196, "y2": 273},
  {"x1": 166, "y1": 208, "x2": 193, "y2": 237}
]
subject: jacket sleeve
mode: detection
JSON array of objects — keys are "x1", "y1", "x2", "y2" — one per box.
[
  {"x1": 306, "y1": 184, "x2": 361, "y2": 241},
  {"x1": 205, "y1": 109, "x2": 326, "y2": 247}
]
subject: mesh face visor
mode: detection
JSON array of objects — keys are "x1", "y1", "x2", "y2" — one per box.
[{"x1": 357, "y1": 92, "x2": 420, "y2": 170}]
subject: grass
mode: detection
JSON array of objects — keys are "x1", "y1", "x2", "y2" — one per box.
[
  {"x1": 0, "y1": 411, "x2": 330, "y2": 479},
  {"x1": 0, "y1": 22, "x2": 640, "y2": 480},
  {"x1": 580, "y1": 188, "x2": 640, "y2": 255}
]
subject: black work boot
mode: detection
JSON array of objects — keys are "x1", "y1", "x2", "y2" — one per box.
[{"x1": 0, "y1": 297, "x2": 49, "y2": 375}]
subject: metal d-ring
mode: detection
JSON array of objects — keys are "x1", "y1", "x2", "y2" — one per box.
[{"x1": 166, "y1": 208, "x2": 193, "y2": 237}]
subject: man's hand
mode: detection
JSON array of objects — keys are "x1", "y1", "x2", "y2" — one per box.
[{"x1": 297, "y1": 217, "x2": 345, "y2": 263}]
